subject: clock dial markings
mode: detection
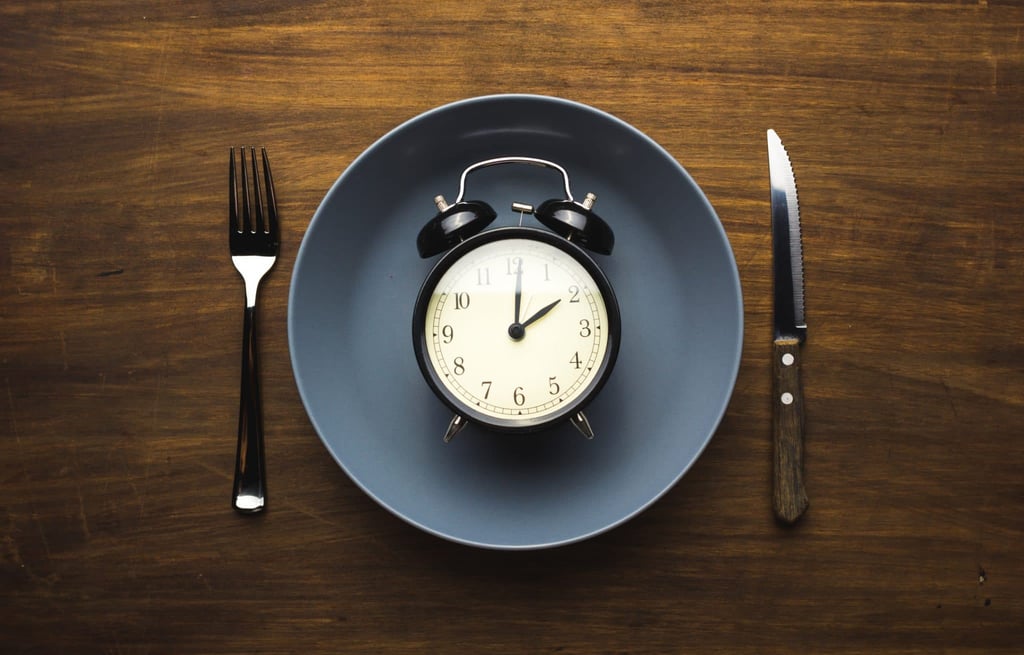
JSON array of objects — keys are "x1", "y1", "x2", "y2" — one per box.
[{"x1": 424, "y1": 237, "x2": 609, "y2": 422}]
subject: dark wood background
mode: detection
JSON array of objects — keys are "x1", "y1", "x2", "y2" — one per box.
[{"x1": 3, "y1": 1, "x2": 1022, "y2": 653}]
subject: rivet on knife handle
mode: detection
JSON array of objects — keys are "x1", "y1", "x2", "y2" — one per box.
[{"x1": 773, "y1": 337, "x2": 808, "y2": 522}]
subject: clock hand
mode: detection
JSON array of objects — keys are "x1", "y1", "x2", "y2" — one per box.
[
  {"x1": 521, "y1": 298, "x2": 561, "y2": 328},
  {"x1": 513, "y1": 258, "x2": 523, "y2": 324},
  {"x1": 509, "y1": 298, "x2": 563, "y2": 340}
]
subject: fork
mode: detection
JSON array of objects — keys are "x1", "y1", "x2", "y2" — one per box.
[{"x1": 229, "y1": 147, "x2": 279, "y2": 513}]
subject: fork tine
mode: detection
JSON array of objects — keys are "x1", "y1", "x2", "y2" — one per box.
[
  {"x1": 239, "y1": 146, "x2": 253, "y2": 233},
  {"x1": 261, "y1": 148, "x2": 279, "y2": 241},
  {"x1": 249, "y1": 146, "x2": 265, "y2": 234},
  {"x1": 229, "y1": 147, "x2": 239, "y2": 233}
]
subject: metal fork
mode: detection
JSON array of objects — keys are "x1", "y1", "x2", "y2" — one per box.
[{"x1": 229, "y1": 147, "x2": 279, "y2": 513}]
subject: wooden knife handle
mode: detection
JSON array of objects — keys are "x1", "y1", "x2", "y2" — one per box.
[{"x1": 772, "y1": 337, "x2": 809, "y2": 523}]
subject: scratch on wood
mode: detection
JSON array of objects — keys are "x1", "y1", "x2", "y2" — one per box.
[
  {"x1": 97, "y1": 268, "x2": 124, "y2": 277},
  {"x1": 3, "y1": 530, "x2": 23, "y2": 570},
  {"x1": 277, "y1": 496, "x2": 343, "y2": 530},
  {"x1": 148, "y1": 32, "x2": 172, "y2": 173},
  {"x1": 151, "y1": 364, "x2": 165, "y2": 430},
  {"x1": 195, "y1": 460, "x2": 232, "y2": 482},
  {"x1": 59, "y1": 330, "x2": 69, "y2": 371},
  {"x1": 129, "y1": 481, "x2": 146, "y2": 519},
  {"x1": 76, "y1": 483, "x2": 91, "y2": 539},
  {"x1": 4, "y1": 510, "x2": 61, "y2": 589},
  {"x1": 3, "y1": 515, "x2": 30, "y2": 580},
  {"x1": 197, "y1": 572, "x2": 213, "y2": 591},
  {"x1": 35, "y1": 516, "x2": 53, "y2": 565},
  {"x1": 6, "y1": 378, "x2": 21, "y2": 446},
  {"x1": 941, "y1": 378, "x2": 960, "y2": 420}
]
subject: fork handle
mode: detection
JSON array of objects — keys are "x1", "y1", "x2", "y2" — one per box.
[{"x1": 233, "y1": 305, "x2": 267, "y2": 513}]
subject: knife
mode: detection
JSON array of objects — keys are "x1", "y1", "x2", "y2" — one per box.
[{"x1": 767, "y1": 128, "x2": 809, "y2": 524}]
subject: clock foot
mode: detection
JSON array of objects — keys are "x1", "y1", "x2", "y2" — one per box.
[
  {"x1": 443, "y1": 414, "x2": 468, "y2": 443},
  {"x1": 569, "y1": 412, "x2": 594, "y2": 439}
]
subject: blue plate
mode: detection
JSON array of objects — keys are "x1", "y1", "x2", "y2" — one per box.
[{"x1": 288, "y1": 95, "x2": 743, "y2": 549}]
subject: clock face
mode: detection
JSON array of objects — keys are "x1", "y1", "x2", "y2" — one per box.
[{"x1": 416, "y1": 229, "x2": 618, "y2": 431}]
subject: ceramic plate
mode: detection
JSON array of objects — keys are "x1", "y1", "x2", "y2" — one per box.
[{"x1": 288, "y1": 95, "x2": 743, "y2": 549}]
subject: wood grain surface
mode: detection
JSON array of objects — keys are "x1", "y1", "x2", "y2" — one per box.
[{"x1": 2, "y1": 1, "x2": 1023, "y2": 653}]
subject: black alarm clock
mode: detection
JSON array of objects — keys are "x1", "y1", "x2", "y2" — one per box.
[{"x1": 412, "y1": 157, "x2": 621, "y2": 442}]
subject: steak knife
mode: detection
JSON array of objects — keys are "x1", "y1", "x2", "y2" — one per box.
[{"x1": 767, "y1": 128, "x2": 809, "y2": 523}]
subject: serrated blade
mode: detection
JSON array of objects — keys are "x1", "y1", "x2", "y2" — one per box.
[{"x1": 768, "y1": 129, "x2": 807, "y2": 341}]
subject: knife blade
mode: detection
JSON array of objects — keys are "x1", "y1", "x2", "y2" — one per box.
[{"x1": 767, "y1": 128, "x2": 809, "y2": 524}]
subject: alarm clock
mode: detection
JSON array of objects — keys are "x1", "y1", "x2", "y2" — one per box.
[{"x1": 412, "y1": 157, "x2": 621, "y2": 442}]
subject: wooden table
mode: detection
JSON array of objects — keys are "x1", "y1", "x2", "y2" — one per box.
[{"x1": 3, "y1": 2, "x2": 1022, "y2": 652}]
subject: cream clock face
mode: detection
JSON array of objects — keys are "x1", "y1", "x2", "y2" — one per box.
[{"x1": 420, "y1": 233, "x2": 614, "y2": 429}]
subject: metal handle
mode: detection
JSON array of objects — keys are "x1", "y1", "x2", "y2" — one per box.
[
  {"x1": 455, "y1": 156, "x2": 575, "y2": 203},
  {"x1": 233, "y1": 304, "x2": 266, "y2": 513}
]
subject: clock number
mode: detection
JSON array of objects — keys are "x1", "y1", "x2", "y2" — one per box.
[
  {"x1": 548, "y1": 377, "x2": 560, "y2": 395},
  {"x1": 568, "y1": 285, "x2": 580, "y2": 303},
  {"x1": 481, "y1": 380, "x2": 492, "y2": 399},
  {"x1": 506, "y1": 257, "x2": 523, "y2": 275},
  {"x1": 453, "y1": 357, "x2": 465, "y2": 376},
  {"x1": 569, "y1": 351, "x2": 582, "y2": 370},
  {"x1": 441, "y1": 325, "x2": 454, "y2": 343},
  {"x1": 579, "y1": 319, "x2": 592, "y2": 337},
  {"x1": 454, "y1": 292, "x2": 470, "y2": 310},
  {"x1": 513, "y1": 387, "x2": 526, "y2": 406},
  {"x1": 476, "y1": 267, "x2": 491, "y2": 286},
  {"x1": 544, "y1": 264, "x2": 552, "y2": 282}
]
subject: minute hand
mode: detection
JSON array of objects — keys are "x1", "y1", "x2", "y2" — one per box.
[
  {"x1": 513, "y1": 260, "x2": 523, "y2": 324},
  {"x1": 521, "y1": 299, "x2": 561, "y2": 328}
]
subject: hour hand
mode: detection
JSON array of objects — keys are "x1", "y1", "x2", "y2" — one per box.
[
  {"x1": 508, "y1": 298, "x2": 560, "y2": 341},
  {"x1": 521, "y1": 299, "x2": 561, "y2": 328}
]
